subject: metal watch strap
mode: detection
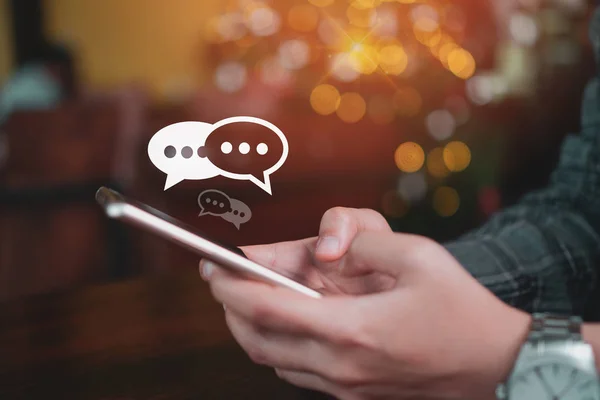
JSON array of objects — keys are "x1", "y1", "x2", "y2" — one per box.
[{"x1": 527, "y1": 313, "x2": 583, "y2": 343}]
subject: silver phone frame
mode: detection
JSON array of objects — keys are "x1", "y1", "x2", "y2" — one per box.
[{"x1": 95, "y1": 187, "x2": 322, "y2": 299}]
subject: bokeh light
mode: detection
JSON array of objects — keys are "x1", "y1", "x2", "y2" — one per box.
[
  {"x1": 447, "y1": 48, "x2": 476, "y2": 79},
  {"x1": 394, "y1": 142, "x2": 425, "y2": 173},
  {"x1": 398, "y1": 172, "x2": 428, "y2": 203},
  {"x1": 336, "y1": 92, "x2": 367, "y2": 123},
  {"x1": 393, "y1": 87, "x2": 422, "y2": 117},
  {"x1": 479, "y1": 186, "x2": 501, "y2": 216},
  {"x1": 308, "y1": 0, "x2": 335, "y2": 7},
  {"x1": 368, "y1": 95, "x2": 396, "y2": 124},
  {"x1": 214, "y1": 62, "x2": 247, "y2": 93},
  {"x1": 381, "y1": 190, "x2": 409, "y2": 217},
  {"x1": 247, "y1": 6, "x2": 281, "y2": 37},
  {"x1": 443, "y1": 141, "x2": 471, "y2": 172},
  {"x1": 378, "y1": 44, "x2": 408, "y2": 75},
  {"x1": 426, "y1": 110, "x2": 456, "y2": 141},
  {"x1": 278, "y1": 39, "x2": 310, "y2": 70},
  {"x1": 509, "y1": 12, "x2": 539, "y2": 46},
  {"x1": 433, "y1": 186, "x2": 460, "y2": 217},
  {"x1": 310, "y1": 84, "x2": 341, "y2": 115},
  {"x1": 288, "y1": 4, "x2": 320, "y2": 32},
  {"x1": 348, "y1": 44, "x2": 379, "y2": 75},
  {"x1": 347, "y1": 3, "x2": 378, "y2": 28},
  {"x1": 217, "y1": 13, "x2": 246, "y2": 41},
  {"x1": 427, "y1": 147, "x2": 450, "y2": 178},
  {"x1": 330, "y1": 53, "x2": 361, "y2": 82},
  {"x1": 259, "y1": 57, "x2": 294, "y2": 87},
  {"x1": 318, "y1": 18, "x2": 345, "y2": 47}
]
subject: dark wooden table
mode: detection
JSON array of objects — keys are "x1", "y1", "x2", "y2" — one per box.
[{"x1": 0, "y1": 269, "x2": 334, "y2": 399}]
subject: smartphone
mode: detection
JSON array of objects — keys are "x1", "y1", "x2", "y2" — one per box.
[{"x1": 95, "y1": 187, "x2": 322, "y2": 299}]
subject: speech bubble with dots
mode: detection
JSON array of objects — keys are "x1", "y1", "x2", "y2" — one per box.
[
  {"x1": 147, "y1": 117, "x2": 289, "y2": 194},
  {"x1": 197, "y1": 189, "x2": 252, "y2": 230}
]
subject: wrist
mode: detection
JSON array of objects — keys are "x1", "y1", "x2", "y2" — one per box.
[
  {"x1": 582, "y1": 323, "x2": 600, "y2": 372},
  {"x1": 470, "y1": 306, "x2": 531, "y2": 400}
]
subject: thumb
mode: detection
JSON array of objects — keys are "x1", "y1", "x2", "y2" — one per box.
[
  {"x1": 340, "y1": 231, "x2": 435, "y2": 278},
  {"x1": 314, "y1": 207, "x2": 391, "y2": 263}
]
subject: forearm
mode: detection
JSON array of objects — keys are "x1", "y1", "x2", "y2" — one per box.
[
  {"x1": 444, "y1": 202, "x2": 600, "y2": 315},
  {"x1": 583, "y1": 323, "x2": 600, "y2": 372}
]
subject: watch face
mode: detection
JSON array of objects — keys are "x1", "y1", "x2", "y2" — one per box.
[{"x1": 509, "y1": 362, "x2": 599, "y2": 399}]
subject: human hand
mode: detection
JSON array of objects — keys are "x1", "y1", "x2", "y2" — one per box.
[
  {"x1": 201, "y1": 231, "x2": 531, "y2": 400},
  {"x1": 221, "y1": 207, "x2": 395, "y2": 296}
]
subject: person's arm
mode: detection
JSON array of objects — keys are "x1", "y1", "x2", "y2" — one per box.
[
  {"x1": 444, "y1": 10, "x2": 600, "y2": 316},
  {"x1": 584, "y1": 324, "x2": 600, "y2": 371}
]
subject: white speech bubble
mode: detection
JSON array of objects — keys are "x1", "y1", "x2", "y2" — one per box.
[
  {"x1": 206, "y1": 116, "x2": 289, "y2": 195},
  {"x1": 148, "y1": 121, "x2": 221, "y2": 190},
  {"x1": 148, "y1": 117, "x2": 288, "y2": 194},
  {"x1": 222, "y1": 198, "x2": 252, "y2": 230}
]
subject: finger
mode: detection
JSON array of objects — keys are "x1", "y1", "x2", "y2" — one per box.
[
  {"x1": 209, "y1": 266, "x2": 354, "y2": 339},
  {"x1": 200, "y1": 238, "x2": 323, "y2": 288},
  {"x1": 315, "y1": 207, "x2": 391, "y2": 263},
  {"x1": 275, "y1": 369, "x2": 354, "y2": 400},
  {"x1": 341, "y1": 231, "x2": 435, "y2": 278},
  {"x1": 225, "y1": 310, "x2": 323, "y2": 372}
]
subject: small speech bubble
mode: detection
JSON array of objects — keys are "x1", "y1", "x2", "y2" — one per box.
[
  {"x1": 147, "y1": 121, "x2": 221, "y2": 190},
  {"x1": 198, "y1": 189, "x2": 232, "y2": 216},
  {"x1": 204, "y1": 117, "x2": 288, "y2": 195},
  {"x1": 197, "y1": 189, "x2": 252, "y2": 230}
]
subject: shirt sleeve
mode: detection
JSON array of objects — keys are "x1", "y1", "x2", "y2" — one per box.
[{"x1": 444, "y1": 10, "x2": 600, "y2": 316}]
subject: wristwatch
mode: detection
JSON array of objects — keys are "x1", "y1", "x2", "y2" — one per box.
[{"x1": 496, "y1": 313, "x2": 600, "y2": 399}]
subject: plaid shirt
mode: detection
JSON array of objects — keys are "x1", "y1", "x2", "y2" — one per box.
[{"x1": 444, "y1": 8, "x2": 600, "y2": 318}]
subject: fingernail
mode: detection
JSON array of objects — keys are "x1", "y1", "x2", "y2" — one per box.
[
  {"x1": 223, "y1": 304, "x2": 227, "y2": 311},
  {"x1": 316, "y1": 236, "x2": 339, "y2": 256},
  {"x1": 202, "y1": 261, "x2": 214, "y2": 280}
]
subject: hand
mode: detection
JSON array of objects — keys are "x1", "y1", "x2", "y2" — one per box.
[
  {"x1": 201, "y1": 231, "x2": 531, "y2": 400},
  {"x1": 215, "y1": 207, "x2": 394, "y2": 296}
]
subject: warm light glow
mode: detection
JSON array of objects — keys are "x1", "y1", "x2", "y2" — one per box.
[
  {"x1": 247, "y1": 6, "x2": 281, "y2": 37},
  {"x1": 308, "y1": 0, "x2": 335, "y2": 7},
  {"x1": 368, "y1": 95, "x2": 396, "y2": 124},
  {"x1": 413, "y1": 23, "x2": 442, "y2": 47},
  {"x1": 278, "y1": 39, "x2": 310, "y2": 70},
  {"x1": 214, "y1": 62, "x2": 247, "y2": 93},
  {"x1": 395, "y1": 142, "x2": 425, "y2": 173},
  {"x1": 378, "y1": 44, "x2": 408, "y2": 75},
  {"x1": 393, "y1": 87, "x2": 422, "y2": 117},
  {"x1": 382, "y1": 190, "x2": 409, "y2": 218},
  {"x1": 443, "y1": 141, "x2": 471, "y2": 172},
  {"x1": 310, "y1": 84, "x2": 341, "y2": 115},
  {"x1": 438, "y1": 42, "x2": 460, "y2": 67},
  {"x1": 353, "y1": 0, "x2": 382, "y2": 9},
  {"x1": 433, "y1": 186, "x2": 460, "y2": 217},
  {"x1": 427, "y1": 147, "x2": 450, "y2": 178},
  {"x1": 447, "y1": 48, "x2": 476, "y2": 79},
  {"x1": 347, "y1": 3, "x2": 377, "y2": 28},
  {"x1": 318, "y1": 18, "x2": 345, "y2": 48},
  {"x1": 348, "y1": 44, "x2": 379, "y2": 75},
  {"x1": 288, "y1": 4, "x2": 320, "y2": 32},
  {"x1": 337, "y1": 92, "x2": 367, "y2": 123},
  {"x1": 330, "y1": 54, "x2": 361, "y2": 82}
]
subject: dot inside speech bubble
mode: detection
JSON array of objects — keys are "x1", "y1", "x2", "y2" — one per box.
[
  {"x1": 197, "y1": 189, "x2": 252, "y2": 230},
  {"x1": 147, "y1": 121, "x2": 220, "y2": 190},
  {"x1": 203, "y1": 117, "x2": 288, "y2": 195}
]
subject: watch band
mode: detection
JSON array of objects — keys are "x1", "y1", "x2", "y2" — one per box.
[{"x1": 527, "y1": 313, "x2": 583, "y2": 343}]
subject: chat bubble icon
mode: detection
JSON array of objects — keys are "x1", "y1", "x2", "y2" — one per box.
[
  {"x1": 148, "y1": 121, "x2": 221, "y2": 190},
  {"x1": 198, "y1": 189, "x2": 232, "y2": 216},
  {"x1": 204, "y1": 116, "x2": 288, "y2": 195},
  {"x1": 197, "y1": 189, "x2": 252, "y2": 230},
  {"x1": 222, "y1": 198, "x2": 252, "y2": 230}
]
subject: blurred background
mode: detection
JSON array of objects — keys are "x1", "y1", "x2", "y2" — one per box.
[{"x1": 0, "y1": 0, "x2": 595, "y2": 302}]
